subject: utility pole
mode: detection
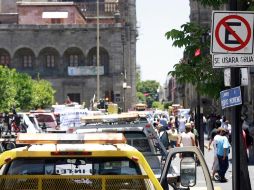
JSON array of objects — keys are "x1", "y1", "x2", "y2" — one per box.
[
  {"x1": 96, "y1": 0, "x2": 100, "y2": 102},
  {"x1": 196, "y1": 0, "x2": 204, "y2": 155},
  {"x1": 228, "y1": 1, "x2": 240, "y2": 189},
  {"x1": 229, "y1": 1, "x2": 251, "y2": 190}
]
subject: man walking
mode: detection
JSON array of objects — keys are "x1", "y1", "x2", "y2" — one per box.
[
  {"x1": 216, "y1": 127, "x2": 230, "y2": 183},
  {"x1": 178, "y1": 123, "x2": 196, "y2": 158}
]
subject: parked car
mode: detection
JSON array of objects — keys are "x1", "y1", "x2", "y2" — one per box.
[
  {"x1": 18, "y1": 113, "x2": 42, "y2": 133},
  {"x1": 30, "y1": 111, "x2": 58, "y2": 130}
]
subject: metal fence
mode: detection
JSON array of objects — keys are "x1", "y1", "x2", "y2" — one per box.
[{"x1": 0, "y1": 175, "x2": 155, "y2": 190}]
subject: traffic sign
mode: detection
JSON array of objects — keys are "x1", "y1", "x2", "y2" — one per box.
[
  {"x1": 211, "y1": 11, "x2": 253, "y2": 54},
  {"x1": 212, "y1": 54, "x2": 254, "y2": 68},
  {"x1": 220, "y1": 86, "x2": 242, "y2": 109}
]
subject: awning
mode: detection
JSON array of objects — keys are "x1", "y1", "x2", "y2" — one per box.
[{"x1": 42, "y1": 12, "x2": 68, "y2": 19}]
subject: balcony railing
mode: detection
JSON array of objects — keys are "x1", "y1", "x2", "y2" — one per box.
[{"x1": 76, "y1": 2, "x2": 119, "y2": 18}]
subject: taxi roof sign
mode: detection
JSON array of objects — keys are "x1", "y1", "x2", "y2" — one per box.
[{"x1": 16, "y1": 133, "x2": 127, "y2": 144}]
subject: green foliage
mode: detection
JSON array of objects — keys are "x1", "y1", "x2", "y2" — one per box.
[
  {"x1": 136, "y1": 80, "x2": 160, "y2": 107},
  {"x1": 0, "y1": 66, "x2": 55, "y2": 112},
  {"x1": 137, "y1": 80, "x2": 159, "y2": 94},
  {"x1": 195, "y1": 0, "x2": 228, "y2": 9},
  {"x1": 136, "y1": 68, "x2": 160, "y2": 105},
  {"x1": 163, "y1": 102, "x2": 172, "y2": 110},
  {"x1": 247, "y1": 3, "x2": 254, "y2": 11},
  {"x1": 136, "y1": 92, "x2": 145, "y2": 103},
  {"x1": 166, "y1": 22, "x2": 224, "y2": 99},
  {"x1": 0, "y1": 66, "x2": 17, "y2": 112},
  {"x1": 31, "y1": 79, "x2": 55, "y2": 109},
  {"x1": 152, "y1": 101, "x2": 164, "y2": 110},
  {"x1": 13, "y1": 73, "x2": 33, "y2": 110}
]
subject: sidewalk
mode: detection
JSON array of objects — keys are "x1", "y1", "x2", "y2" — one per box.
[{"x1": 204, "y1": 136, "x2": 254, "y2": 190}]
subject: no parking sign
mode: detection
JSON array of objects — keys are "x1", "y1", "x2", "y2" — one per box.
[
  {"x1": 211, "y1": 12, "x2": 253, "y2": 54},
  {"x1": 211, "y1": 11, "x2": 254, "y2": 68}
]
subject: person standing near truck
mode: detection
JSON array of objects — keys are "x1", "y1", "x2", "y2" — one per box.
[
  {"x1": 4, "y1": 112, "x2": 11, "y2": 135},
  {"x1": 178, "y1": 123, "x2": 196, "y2": 158}
]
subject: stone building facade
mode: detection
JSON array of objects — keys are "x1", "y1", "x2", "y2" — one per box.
[{"x1": 0, "y1": 0, "x2": 137, "y2": 110}]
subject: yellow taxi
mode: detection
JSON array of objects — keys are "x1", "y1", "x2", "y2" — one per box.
[{"x1": 0, "y1": 133, "x2": 163, "y2": 190}]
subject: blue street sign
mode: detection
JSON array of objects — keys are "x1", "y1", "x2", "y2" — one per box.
[{"x1": 220, "y1": 86, "x2": 242, "y2": 109}]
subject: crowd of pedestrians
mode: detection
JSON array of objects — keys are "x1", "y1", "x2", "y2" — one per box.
[
  {"x1": 153, "y1": 112, "x2": 200, "y2": 162},
  {"x1": 152, "y1": 112, "x2": 239, "y2": 183},
  {"x1": 0, "y1": 108, "x2": 27, "y2": 136}
]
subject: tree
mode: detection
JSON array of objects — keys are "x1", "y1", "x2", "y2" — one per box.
[
  {"x1": 166, "y1": 22, "x2": 224, "y2": 99},
  {"x1": 0, "y1": 66, "x2": 17, "y2": 112},
  {"x1": 195, "y1": 0, "x2": 227, "y2": 8},
  {"x1": 136, "y1": 80, "x2": 160, "y2": 107},
  {"x1": 168, "y1": 1, "x2": 251, "y2": 189},
  {"x1": 136, "y1": 69, "x2": 160, "y2": 106},
  {"x1": 152, "y1": 101, "x2": 164, "y2": 110},
  {"x1": 136, "y1": 92, "x2": 145, "y2": 103},
  {"x1": 31, "y1": 79, "x2": 55, "y2": 109},
  {"x1": 13, "y1": 73, "x2": 33, "y2": 111},
  {"x1": 0, "y1": 66, "x2": 56, "y2": 112}
]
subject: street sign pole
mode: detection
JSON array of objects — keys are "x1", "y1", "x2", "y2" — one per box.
[
  {"x1": 229, "y1": 2, "x2": 241, "y2": 190},
  {"x1": 211, "y1": 4, "x2": 252, "y2": 190},
  {"x1": 231, "y1": 68, "x2": 241, "y2": 190}
]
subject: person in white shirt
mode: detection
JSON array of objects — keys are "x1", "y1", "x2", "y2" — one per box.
[
  {"x1": 178, "y1": 123, "x2": 196, "y2": 157},
  {"x1": 208, "y1": 127, "x2": 221, "y2": 180}
]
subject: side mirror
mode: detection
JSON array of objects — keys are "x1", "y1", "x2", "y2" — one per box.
[{"x1": 180, "y1": 157, "x2": 196, "y2": 187}]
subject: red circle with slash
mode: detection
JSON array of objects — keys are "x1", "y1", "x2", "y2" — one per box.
[{"x1": 215, "y1": 15, "x2": 251, "y2": 51}]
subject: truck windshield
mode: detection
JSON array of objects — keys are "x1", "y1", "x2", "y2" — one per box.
[
  {"x1": 36, "y1": 114, "x2": 55, "y2": 122},
  {"x1": 5, "y1": 157, "x2": 141, "y2": 175},
  {"x1": 124, "y1": 131, "x2": 152, "y2": 152}
]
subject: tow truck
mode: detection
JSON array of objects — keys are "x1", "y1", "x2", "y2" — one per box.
[
  {"x1": 0, "y1": 132, "x2": 222, "y2": 190},
  {"x1": 75, "y1": 112, "x2": 171, "y2": 175},
  {"x1": 73, "y1": 114, "x2": 221, "y2": 190},
  {"x1": 0, "y1": 133, "x2": 163, "y2": 190}
]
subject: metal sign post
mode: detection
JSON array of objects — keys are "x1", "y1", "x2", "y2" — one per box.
[{"x1": 211, "y1": 5, "x2": 252, "y2": 189}]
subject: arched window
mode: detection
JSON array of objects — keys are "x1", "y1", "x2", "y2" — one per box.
[
  {"x1": 23, "y1": 55, "x2": 32, "y2": 68},
  {"x1": 0, "y1": 49, "x2": 10, "y2": 66},
  {"x1": 69, "y1": 55, "x2": 79, "y2": 67},
  {"x1": 38, "y1": 47, "x2": 60, "y2": 71},
  {"x1": 63, "y1": 47, "x2": 84, "y2": 68},
  {"x1": 87, "y1": 47, "x2": 109, "y2": 74},
  {"x1": 13, "y1": 48, "x2": 35, "y2": 70},
  {"x1": 46, "y1": 55, "x2": 55, "y2": 68},
  {"x1": 0, "y1": 55, "x2": 10, "y2": 66}
]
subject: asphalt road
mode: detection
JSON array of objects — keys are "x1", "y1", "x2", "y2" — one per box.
[{"x1": 203, "y1": 136, "x2": 254, "y2": 190}]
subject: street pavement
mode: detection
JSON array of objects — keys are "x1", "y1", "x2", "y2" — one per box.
[{"x1": 203, "y1": 135, "x2": 254, "y2": 190}]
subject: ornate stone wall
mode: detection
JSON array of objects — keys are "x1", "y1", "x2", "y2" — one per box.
[{"x1": 0, "y1": 0, "x2": 137, "y2": 110}]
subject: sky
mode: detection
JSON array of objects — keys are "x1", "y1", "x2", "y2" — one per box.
[{"x1": 136, "y1": 0, "x2": 190, "y2": 85}]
